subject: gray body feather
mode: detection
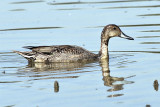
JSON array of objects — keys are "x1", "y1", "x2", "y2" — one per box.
[{"x1": 14, "y1": 45, "x2": 98, "y2": 63}]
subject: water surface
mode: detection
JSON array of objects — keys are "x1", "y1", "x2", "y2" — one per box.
[{"x1": 0, "y1": 0, "x2": 160, "y2": 107}]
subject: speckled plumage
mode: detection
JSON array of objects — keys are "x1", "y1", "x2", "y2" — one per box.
[
  {"x1": 14, "y1": 24, "x2": 134, "y2": 63},
  {"x1": 14, "y1": 45, "x2": 98, "y2": 62}
]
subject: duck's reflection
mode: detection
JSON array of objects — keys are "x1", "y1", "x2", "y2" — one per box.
[
  {"x1": 26, "y1": 55, "x2": 133, "y2": 96},
  {"x1": 28, "y1": 60, "x2": 97, "y2": 72},
  {"x1": 100, "y1": 55, "x2": 133, "y2": 98}
]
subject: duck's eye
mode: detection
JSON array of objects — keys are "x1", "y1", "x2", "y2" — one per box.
[{"x1": 113, "y1": 27, "x2": 116, "y2": 30}]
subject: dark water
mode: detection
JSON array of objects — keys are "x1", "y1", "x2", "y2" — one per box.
[{"x1": 0, "y1": 0, "x2": 160, "y2": 107}]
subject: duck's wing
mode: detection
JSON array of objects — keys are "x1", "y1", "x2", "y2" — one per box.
[
  {"x1": 23, "y1": 46, "x2": 55, "y2": 54},
  {"x1": 23, "y1": 45, "x2": 91, "y2": 55}
]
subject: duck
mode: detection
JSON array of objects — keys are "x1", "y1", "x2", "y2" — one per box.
[{"x1": 14, "y1": 24, "x2": 134, "y2": 63}]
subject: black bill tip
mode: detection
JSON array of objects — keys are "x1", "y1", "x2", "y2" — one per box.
[{"x1": 127, "y1": 36, "x2": 134, "y2": 40}]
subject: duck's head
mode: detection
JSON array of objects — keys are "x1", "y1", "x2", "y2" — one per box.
[{"x1": 101, "y1": 24, "x2": 134, "y2": 44}]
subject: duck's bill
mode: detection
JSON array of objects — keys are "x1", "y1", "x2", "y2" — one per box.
[{"x1": 119, "y1": 32, "x2": 134, "y2": 40}]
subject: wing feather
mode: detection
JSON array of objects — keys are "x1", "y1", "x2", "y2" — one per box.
[{"x1": 23, "y1": 45, "x2": 89, "y2": 55}]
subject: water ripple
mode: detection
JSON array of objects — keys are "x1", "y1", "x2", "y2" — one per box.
[
  {"x1": 0, "y1": 26, "x2": 63, "y2": 31},
  {"x1": 9, "y1": 9, "x2": 26, "y2": 11},
  {"x1": 102, "y1": 5, "x2": 160, "y2": 9},
  {"x1": 86, "y1": 24, "x2": 160, "y2": 28},
  {"x1": 10, "y1": 0, "x2": 44, "y2": 4},
  {"x1": 141, "y1": 30, "x2": 160, "y2": 32},
  {"x1": 138, "y1": 14, "x2": 160, "y2": 17},
  {"x1": 140, "y1": 42, "x2": 160, "y2": 44},
  {"x1": 137, "y1": 36, "x2": 160, "y2": 38},
  {"x1": 49, "y1": 0, "x2": 147, "y2": 5},
  {"x1": 110, "y1": 51, "x2": 160, "y2": 54}
]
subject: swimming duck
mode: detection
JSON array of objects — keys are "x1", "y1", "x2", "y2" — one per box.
[{"x1": 14, "y1": 24, "x2": 134, "y2": 63}]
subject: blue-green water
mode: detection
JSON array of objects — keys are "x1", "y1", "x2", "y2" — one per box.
[{"x1": 0, "y1": 0, "x2": 160, "y2": 107}]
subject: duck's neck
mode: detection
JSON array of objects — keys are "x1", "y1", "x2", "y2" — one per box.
[
  {"x1": 99, "y1": 39, "x2": 109, "y2": 60},
  {"x1": 99, "y1": 44, "x2": 109, "y2": 60}
]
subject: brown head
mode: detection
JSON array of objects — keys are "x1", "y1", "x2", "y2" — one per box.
[
  {"x1": 101, "y1": 24, "x2": 134, "y2": 45},
  {"x1": 99, "y1": 24, "x2": 134, "y2": 59}
]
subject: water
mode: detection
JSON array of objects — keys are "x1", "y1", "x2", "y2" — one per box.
[{"x1": 0, "y1": 0, "x2": 160, "y2": 106}]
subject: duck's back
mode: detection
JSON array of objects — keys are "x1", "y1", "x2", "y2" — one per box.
[{"x1": 18, "y1": 45, "x2": 98, "y2": 62}]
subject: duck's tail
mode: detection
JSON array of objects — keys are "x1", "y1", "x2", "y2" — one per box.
[{"x1": 13, "y1": 50, "x2": 36, "y2": 60}]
